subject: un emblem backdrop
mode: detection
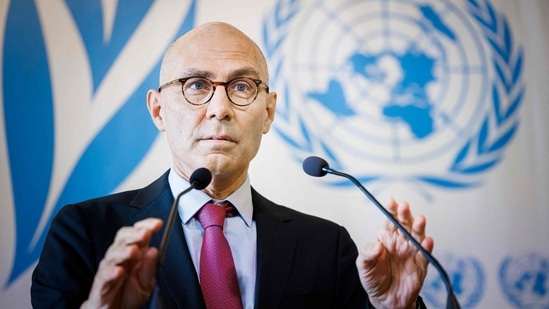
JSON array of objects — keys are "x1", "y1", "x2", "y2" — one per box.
[{"x1": 1, "y1": 0, "x2": 548, "y2": 308}]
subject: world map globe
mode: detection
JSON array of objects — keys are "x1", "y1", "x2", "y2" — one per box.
[{"x1": 275, "y1": 0, "x2": 491, "y2": 170}]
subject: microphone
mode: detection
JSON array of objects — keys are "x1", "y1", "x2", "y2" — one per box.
[
  {"x1": 149, "y1": 167, "x2": 212, "y2": 308},
  {"x1": 303, "y1": 156, "x2": 461, "y2": 309}
]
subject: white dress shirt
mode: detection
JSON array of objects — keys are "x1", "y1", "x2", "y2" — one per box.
[{"x1": 168, "y1": 169, "x2": 257, "y2": 309}]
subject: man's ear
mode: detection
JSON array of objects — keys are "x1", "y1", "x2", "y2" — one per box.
[
  {"x1": 263, "y1": 91, "x2": 277, "y2": 134},
  {"x1": 147, "y1": 89, "x2": 166, "y2": 132}
]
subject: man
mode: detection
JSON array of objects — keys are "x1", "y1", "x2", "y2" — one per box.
[{"x1": 31, "y1": 22, "x2": 434, "y2": 309}]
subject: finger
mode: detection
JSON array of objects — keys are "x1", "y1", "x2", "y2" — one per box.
[
  {"x1": 356, "y1": 242, "x2": 391, "y2": 296},
  {"x1": 130, "y1": 218, "x2": 163, "y2": 248},
  {"x1": 396, "y1": 201, "x2": 414, "y2": 232},
  {"x1": 137, "y1": 247, "x2": 159, "y2": 292},
  {"x1": 382, "y1": 198, "x2": 398, "y2": 232},
  {"x1": 416, "y1": 236, "x2": 435, "y2": 275},
  {"x1": 97, "y1": 262, "x2": 126, "y2": 294},
  {"x1": 85, "y1": 219, "x2": 163, "y2": 308},
  {"x1": 411, "y1": 214, "x2": 427, "y2": 243},
  {"x1": 134, "y1": 217, "x2": 163, "y2": 231},
  {"x1": 110, "y1": 218, "x2": 163, "y2": 256},
  {"x1": 103, "y1": 218, "x2": 163, "y2": 269},
  {"x1": 357, "y1": 242, "x2": 383, "y2": 266},
  {"x1": 103, "y1": 240, "x2": 144, "y2": 271},
  {"x1": 356, "y1": 242, "x2": 386, "y2": 282},
  {"x1": 412, "y1": 215, "x2": 432, "y2": 273},
  {"x1": 86, "y1": 259, "x2": 127, "y2": 306},
  {"x1": 421, "y1": 236, "x2": 434, "y2": 254},
  {"x1": 112, "y1": 218, "x2": 163, "y2": 248}
]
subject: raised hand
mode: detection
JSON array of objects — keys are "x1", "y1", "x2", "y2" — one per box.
[
  {"x1": 81, "y1": 218, "x2": 163, "y2": 309},
  {"x1": 356, "y1": 199, "x2": 434, "y2": 309}
]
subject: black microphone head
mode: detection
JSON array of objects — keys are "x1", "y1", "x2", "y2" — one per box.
[
  {"x1": 302, "y1": 156, "x2": 329, "y2": 177},
  {"x1": 189, "y1": 168, "x2": 212, "y2": 190}
]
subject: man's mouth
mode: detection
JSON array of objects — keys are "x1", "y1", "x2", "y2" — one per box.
[{"x1": 204, "y1": 135, "x2": 233, "y2": 142}]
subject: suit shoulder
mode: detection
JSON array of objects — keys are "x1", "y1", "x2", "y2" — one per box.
[
  {"x1": 56, "y1": 187, "x2": 139, "y2": 219},
  {"x1": 55, "y1": 171, "x2": 171, "y2": 222}
]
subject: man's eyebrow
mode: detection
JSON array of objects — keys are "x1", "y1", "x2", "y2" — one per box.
[
  {"x1": 179, "y1": 67, "x2": 262, "y2": 80},
  {"x1": 229, "y1": 67, "x2": 262, "y2": 79},
  {"x1": 179, "y1": 69, "x2": 214, "y2": 79}
]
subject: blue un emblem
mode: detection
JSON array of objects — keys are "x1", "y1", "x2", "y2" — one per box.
[
  {"x1": 263, "y1": 0, "x2": 524, "y2": 194},
  {"x1": 422, "y1": 253, "x2": 485, "y2": 308},
  {"x1": 499, "y1": 253, "x2": 549, "y2": 307}
]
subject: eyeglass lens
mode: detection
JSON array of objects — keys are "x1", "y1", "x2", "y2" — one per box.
[{"x1": 182, "y1": 77, "x2": 259, "y2": 106}]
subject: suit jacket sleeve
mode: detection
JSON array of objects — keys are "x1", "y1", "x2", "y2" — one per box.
[
  {"x1": 252, "y1": 190, "x2": 427, "y2": 309},
  {"x1": 30, "y1": 172, "x2": 174, "y2": 308},
  {"x1": 31, "y1": 170, "x2": 210, "y2": 309},
  {"x1": 31, "y1": 200, "x2": 115, "y2": 308}
]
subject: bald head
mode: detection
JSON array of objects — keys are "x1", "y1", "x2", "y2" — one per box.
[
  {"x1": 148, "y1": 22, "x2": 277, "y2": 197},
  {"x1": 159, "y1": 22, "x2": 269, "y2": 85}
]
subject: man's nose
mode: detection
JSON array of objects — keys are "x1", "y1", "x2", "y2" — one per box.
[{"x1": 205, "y1": 86, "x2": 233, "y2": 120}]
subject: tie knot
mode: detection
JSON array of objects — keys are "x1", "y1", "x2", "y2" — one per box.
[{"x1": 197, "y1": 202, "x2": 228, "y2": 228}]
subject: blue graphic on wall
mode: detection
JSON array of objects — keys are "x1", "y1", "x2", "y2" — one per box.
[
  {"x1": 263, "y1": 0, "x2": 524, "y2": 196},
  {"x1": 323, "y1": 49, "x2": 439, "y2": 139},
  {"x1": 2, "y1": 0, "x2": 197, "y2": 287},
  {"x1": 421, "y1": 253, "x2": 485, "y2": 308},
  {"x1": 499, "y1": 253, "x2": 549, "y2": 308}
]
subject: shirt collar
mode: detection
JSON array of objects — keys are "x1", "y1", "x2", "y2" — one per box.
[{"x1": 168, "y1": 168, "x2": 254, "y2": 227}]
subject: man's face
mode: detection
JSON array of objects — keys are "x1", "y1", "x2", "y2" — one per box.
[{"x1": 148, "y1": 24, "x2": 276, "y2": 184}]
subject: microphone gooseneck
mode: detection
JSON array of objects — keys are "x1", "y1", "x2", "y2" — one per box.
[
  {"x1": 157, "y1": 167, "x2": 212, "y2": 266},
  {"x1": 149, "y1": 167, "x2": 212, "y2": 308},
  {"x1": 302, "y1": 156, "x2": 461, "y2": 309}
]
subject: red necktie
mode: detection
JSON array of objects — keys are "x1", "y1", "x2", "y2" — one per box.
[{"x1": 197, "y1": 202, "x2": 243, "y2": 309}]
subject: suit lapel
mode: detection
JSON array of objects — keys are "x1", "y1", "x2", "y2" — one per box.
[
  {"x1": 129, "y1": 171, "x2": 205, "y2": 309},
  {"x1": 252, "y1": 189, "x2": 297, "y2": 308},
  {"x1": 157, "y1": 219, "x2": 205, "y2": 308},
  {"x1": 128, "y1": 175, "x2": 299, "y2": 308}
]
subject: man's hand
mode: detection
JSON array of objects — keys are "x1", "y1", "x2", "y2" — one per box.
[
  {"x1": 81, "y1": 218, "x2": 163, "y2": 309},
  {"x1": 356, "y1": 199, "x2": 434, "y2": 309}
]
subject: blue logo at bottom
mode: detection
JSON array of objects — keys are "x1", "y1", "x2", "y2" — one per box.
[
  {"x1": 500, "y1": 253, "x2": 549, "y2": 308},
  {"x1": 422, "y1": 253, "x2": 484, "y2": 308}
]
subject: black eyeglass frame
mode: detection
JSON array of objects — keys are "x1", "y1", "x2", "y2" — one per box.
[{"x1": 157, "y1": 76, "x2": 270, "y2": 106}]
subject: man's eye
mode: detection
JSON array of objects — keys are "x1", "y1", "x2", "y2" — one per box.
[
  {"x1": 185, "y1": 78, "x2": 211, "y2": 91},
  {"x1": 189, "y1": 81, "x2": 206, "y2": 90},
  {"x1": 231, "y1": 80, "x2": 253, "y2": 92}
]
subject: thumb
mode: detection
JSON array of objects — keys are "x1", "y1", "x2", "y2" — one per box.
[
  {"x1": 356, "y1": 241, "x2": 389, "y2": 297},
  {"x1": 357, "y1": 242, "x2": 384, "y2": 270}
]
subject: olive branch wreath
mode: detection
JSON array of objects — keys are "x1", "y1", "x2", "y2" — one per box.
[{"x1": 417, "y1": 0, "x2": 525, "y2": 188}]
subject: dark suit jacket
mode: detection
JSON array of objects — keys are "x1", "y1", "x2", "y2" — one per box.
[{"x1": 31, "y1": 170, "x2": 419, "y2": 308}]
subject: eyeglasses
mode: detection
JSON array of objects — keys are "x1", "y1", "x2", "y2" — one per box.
[{"x1": 158, "y1": 76, "x2": 269, "y2": 106}]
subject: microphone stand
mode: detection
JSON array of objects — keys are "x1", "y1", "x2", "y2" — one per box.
[
  {"x1": 148, "y1": 184, "x2": 199, "y2": 308},
  {"x1": 321, "y1": 166, "x2": 461, "y2": 309},
  {"x1": 149, "y1": 167, "x2": 211, "y2": 309}
]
